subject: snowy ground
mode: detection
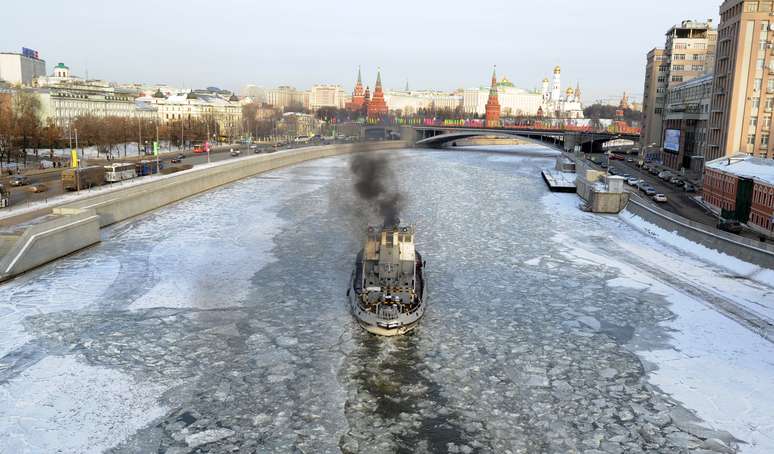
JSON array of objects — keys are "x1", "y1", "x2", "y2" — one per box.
[{"x1": 0, "y1": 144, "x2": 773, "y2": 453}]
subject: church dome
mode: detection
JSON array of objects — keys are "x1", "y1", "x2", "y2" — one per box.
[
  {"x1": 554, "y1": 65, "x2": 561, "y2": 74},
  {"x1": 566, "y1": 87, "x2": 574, "y2": 95}
]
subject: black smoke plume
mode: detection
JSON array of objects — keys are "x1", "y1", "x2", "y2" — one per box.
[{"x1": 349, "y1": 152, "x2": 403, "y2": 227}]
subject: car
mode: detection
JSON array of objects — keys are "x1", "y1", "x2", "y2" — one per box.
[
  {"x1": 9, "y1": 175, "x2": 30, "y2": 186},
  {"x1": 253, "y1": 147, "x2": 262, "y2": 154},
  {"x1": 600, "y1": 163, "x2": 608, "y2": 169},
  {"x1": 230, "y1": 148, "x2": 241, "y2": 156},
  {"x1": 658, "y1": 171, "x2": 673, "y2": 180},
  {"x1": 249, "y1": 144, "x2": 258, "y2": 150},
  {"x1": 653, "y1": 193, "x2": 667, "y2": 203},
  {"x1": 645, "y1": 187, "x2": 657, "y2": 196},
  {"x1": 608, "y1": 168, "x2": 617, "y2": 175},
  {"x1": 684, "y1": 183, "x2": 697, "y2": 192},
  {"x1": 171, "y1": 154, "x2": 185, "y2": 163},
  {"x1": 627, "y1": 178, "x2": 640, "y2": 186},
  {"x1": 717, "y1": 220, "x2": 743, "y2": 234},
  {"x1": 25, "y1": 183, "x2": 48, "y2": 193},
  {"x1": 670, "y1": 177, "x2": 682, "y2": 184},
  {"x1": 626, "y1": 158, "x2": 634, "y2": 162},
  {"x1": 637, "y1": 181, "x2": 649, "y2": 191},
  {"x1": 622, "y1": 174, "x2": 631, "y2": 179}
]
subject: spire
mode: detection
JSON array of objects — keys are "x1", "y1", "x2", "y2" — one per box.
[
  {"x1": 489, "y1": 65, "x2": 498, "y2": 97},
  {"x1": 375, "y1": 68, "x2": 382, "y2": 90},
  {"x1": 357, "y1": 66, "x2": 362, "y2": 85}
]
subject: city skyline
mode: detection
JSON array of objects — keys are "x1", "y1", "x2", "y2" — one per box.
[{"x1": 2, "y1": 0, "x2": 717, "y2": 101}]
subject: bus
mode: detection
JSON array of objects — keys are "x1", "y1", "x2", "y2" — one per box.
[
  {"x1": 193, "y1": 142, "x2": 210, "y2": 154},
  {"x1": 104, "y1": 163, "x2": 137, "y2": 183}
]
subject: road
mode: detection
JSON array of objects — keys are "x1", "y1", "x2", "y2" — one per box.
[{"x1": 0, "y1": 140, "x2": 352, "y2": 228}]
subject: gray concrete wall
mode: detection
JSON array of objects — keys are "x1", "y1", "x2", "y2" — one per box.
[
  {"x1": 0, "y1": 209, "x2": 100, "y2": 280},
  {"x1": 625, "y1": 198, "x2": 774, "y2": 269},
  {"x1": 0, "y1": 141, "x2": 407, "y2": 282}
]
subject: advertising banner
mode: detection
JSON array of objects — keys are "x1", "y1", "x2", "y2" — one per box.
[{"x1": 664, "y1": 129, "x2": 681, "y2": 153}]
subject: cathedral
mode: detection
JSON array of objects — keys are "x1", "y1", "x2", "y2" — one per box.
[{"x1": 540, "y1": 66, "x2": 585, "y2": 119}]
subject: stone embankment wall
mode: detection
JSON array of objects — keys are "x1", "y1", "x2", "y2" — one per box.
[
  {"x1": 0, "y1": 141, "x2": 407, "y2": 282},
  {"x1": 625, "y1": 197, "x2": 774, "y2": 269}
]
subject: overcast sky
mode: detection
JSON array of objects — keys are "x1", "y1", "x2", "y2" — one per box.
[{"x1": 3, "y1": 0, "x2": 718, "y2": 103}]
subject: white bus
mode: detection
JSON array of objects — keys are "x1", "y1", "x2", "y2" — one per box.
[{"x1": 104, "y1": 163, "x2": 137, "y2": 183}]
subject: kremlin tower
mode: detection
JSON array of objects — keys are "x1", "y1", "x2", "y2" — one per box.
[
  {"x1": 485, "y1": 66, "x2": 501, "y2": 128},
  {"x1": 346, "y1": 66, "x2": 366, "y2": 112},
  {"x1": 367, "y1": 69, "x2": 389, "y2": 119},
  {"x1": 362, "y1": 86, "x2": 371, "y2": 114}
]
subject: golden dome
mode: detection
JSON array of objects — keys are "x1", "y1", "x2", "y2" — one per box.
[
  {"x1": 542, "y1": 77, "x2": 549, "y2": 83},
  {"x1": 566, "y1": 87, "x2": 574, "y2": 95},
  {"x1": 554, "y1": 65, "x2": 561, "y2": 74}
]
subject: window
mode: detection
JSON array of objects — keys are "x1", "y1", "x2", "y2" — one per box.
[
  {"x1": 764, "y1": 115, "x2": 772, "y2": 129},
  {"x1": 767, "y1": 97, "x2": 774, "y2": 110},
  {"x1": 748, "y1": 134, "x2": 757, "y2": 145},
  {"x1": 755, "y1": 78, "x2": 763, "y2": 92},
  {"x1": 673, "y1": 64, "x2": 685, "y2": 71},
  {"x1": 673, "y1": 54, "x2": 685, "y2": 60},
  {"x1": 745, "y1": 2, "x2": 759, "y2": 13},
  {"x1": 693, "y1": 54, "x2": 706, "y2": 61},
  {"x1": 693, "y1": 65, "x2": 705, "y2": 72},
  {"x1": 672, "y1": 75, "x2": 684, "y2": 83},
  {"x1": 758, "y1": 59, "x2": 766, "y2": 69},
  {"x1": 657, "y1": 76, "x2": 666, "y2": 83},
  {"x1": 753, "y1": 97, "x2": 762, "y2": 109},
  {"x1": 762, "y1": 134, "x2": 770, "y2": 147}
]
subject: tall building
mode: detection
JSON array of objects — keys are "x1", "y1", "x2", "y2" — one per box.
[
  {"x1": 708, "y1": 0, "x2": 774, "y2": 160},
  {"x1": 367, "y1": 69, "x2": 388, "y2": 119},
  {"x1": 485, "y1": 67, "x2": 500, "y2": 127},
  {"x1": 265, "y1": 86, "x2": 308, "y2": 110},
  {"x1": 640, "y1": 48, "x2": 666, "y2": 154},
  {"x1": 0, "y1": 50, "x2": 46, "y2": 86},
  {"x1": 309, "y1": 84, "x2": 345, "y2": 110},
  {"x1": 662, "y1": 74, "x2": 713, "y2": 172},
  {"x1": 345, "y1": 67, "x2": 366, "y2": 112},
  {"x1": 642, "y1": 20, "x2": 717, "y2": 155}
]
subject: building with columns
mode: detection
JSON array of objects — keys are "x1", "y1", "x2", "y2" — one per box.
[{"x1": 309, "y1": 84, "x2": 345, "y2": 110}]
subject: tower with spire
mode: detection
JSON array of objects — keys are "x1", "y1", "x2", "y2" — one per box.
[
  {"x1": 346, "y1": 66, "x2": 366, "y2": 112},
  {"x1": 485, "y1": 66, "x2": 501, "y2": 128},
  {"x1": 551, "y1": 65, "x2": 561, "y2": 102},
  {"x1": 367, "y1": 68, "x2": 389, "y2": 119}
]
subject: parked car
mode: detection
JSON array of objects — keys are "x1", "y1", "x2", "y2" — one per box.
[
  {"x1": 717, "y1": 220, "x2": 743, "y2": 234},
  {"x1": 670, "y1": 177, "x2": 682, "y2": 184},
  {"x1": 25, "y1": 183, "x2": 48, "y2": 193},
  {"x1": 653, "y1": 193, "x2": 667, "y2": 203},
  {"x1": 627, "y1": 178, "x2": 640, "y2": 186},
  {"x1": 645, "y1": 187, "x2": 657, "y2": 196},
  {"x1": 626, "y1": 158, "x2": 634, "y2": 162},
  {"x1": 253, "y1": 147, "x2": 262, "y2": 154},
  {"x1": 9, "y1": 175, "x2": 30, "y2": 186},
  {"x1": 637, "y1": 181, "x2": 650, "y2": 191},
  {"x1": 658, "y1": 171, "x2": 673, "y2": 180},
  {"x1": 609, "y1": 168, "x2": 617, "y2": 175},
  {"x1": 684, "y1": 183, "x2": 697, "y2": 192},
  {"x1": 171, "y1": 154, "x2": 185, "y2": 163},
  {"x1": 230, "y1": 148, "x2": 241, "y2": 156},
  {"x1": 622, "y1": 174, "x2": 631, "y2": 179},
  {"x1": 600, "y1": 163, "x2": 608, "y2": 169},
  {"x1": 249, "y1": 144, "x2": 258, "y2": 150}
]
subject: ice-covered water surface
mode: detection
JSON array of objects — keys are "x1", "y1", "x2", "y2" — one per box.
[{"x1": 0, "y1": 145, "x2": 772, "y2": 453}]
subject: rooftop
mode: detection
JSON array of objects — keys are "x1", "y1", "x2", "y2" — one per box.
[{"x1": 706, "y1": 154, "x2": 774, "y2": 186}]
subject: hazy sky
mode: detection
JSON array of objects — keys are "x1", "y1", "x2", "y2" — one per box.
[{"x1": 3, "y1": 0, "x2": 718, "y2": 103}]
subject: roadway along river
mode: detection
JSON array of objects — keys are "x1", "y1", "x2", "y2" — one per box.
[{"x1": 1, "y1": 145, "x2": 774, "y2": 453}]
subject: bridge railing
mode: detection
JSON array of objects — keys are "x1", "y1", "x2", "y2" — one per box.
[{"x1": 413, "y1": 118, "x2": 640, "y2": 135}]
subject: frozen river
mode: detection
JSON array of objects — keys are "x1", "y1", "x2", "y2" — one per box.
[{"x1": 1, "y1": 146, "x2": 774, "y2": 453}]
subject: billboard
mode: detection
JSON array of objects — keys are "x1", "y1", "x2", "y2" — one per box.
[
  {"x1": 664, "y1": 129, "x2": 681, "y2": 153},
  {"x1": 21, "y1": 47, "x2": 39, "y2": 59}
]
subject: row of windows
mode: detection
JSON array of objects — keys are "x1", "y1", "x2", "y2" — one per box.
[
  {"x1": 745, "y1": 1, "x2": 774, "y2": 13},
  {"x1": 753, "y1": 185, "x2": 774, "y2": 207},
  {"x1": 749, "y1": 211, "x2": 772, "y2": 230}
]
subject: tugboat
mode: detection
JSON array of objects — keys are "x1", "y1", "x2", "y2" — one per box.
[{"x1": 348, "y1": 224, "x2": 426, "y2": 336}]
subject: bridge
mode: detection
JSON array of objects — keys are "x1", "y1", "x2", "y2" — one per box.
[{"x1": 411, "y1": 125, "x2": 640, "y2": 153}]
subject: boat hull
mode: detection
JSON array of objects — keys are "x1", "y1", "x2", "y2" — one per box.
[{"x1": 348, "y1": 288, "x2": 426, "y2": 336}]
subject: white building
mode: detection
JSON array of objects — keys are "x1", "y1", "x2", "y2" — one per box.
[
  {"x1": 383, "y1": 90, "x2": 463, "y2": 115},
  {"x1": 309, "y1": 84, "x2": 345, "y2": 110},
  {"x1": 138, "y1": 90, "x2": 242, "y2": 137},
  {"x1": 540, "y1": 66, "x2": 584, "y2": 119},
  {"x1": 0, "y1": 51, "x2": 46, "y2": 86},
  {"x1": 265, "y1": 86, "x2": 309, "y2": 110},
  {"x1": 463, "y1": 76, "x2": 543, "y2": 117}
]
